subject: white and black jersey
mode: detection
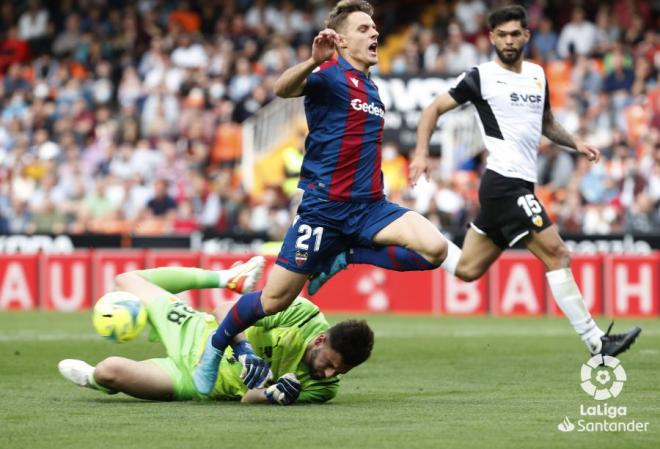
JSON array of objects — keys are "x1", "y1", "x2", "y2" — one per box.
[{"x1": 449, "y1": 61, "x2": 549, "y2": 183}]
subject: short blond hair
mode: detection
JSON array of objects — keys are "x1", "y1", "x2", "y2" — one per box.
[{"x1": 325, "y1": 0, "x2": 374, "y2": 32}]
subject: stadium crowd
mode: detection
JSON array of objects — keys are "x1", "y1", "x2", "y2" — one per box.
[{"x1": 0, "y1": 0, "x2": 657, "y2": 240}]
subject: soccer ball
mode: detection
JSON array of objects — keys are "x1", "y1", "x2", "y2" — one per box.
[{"x1": 92, "y1": 291, "x2": 147, "y2": 343}]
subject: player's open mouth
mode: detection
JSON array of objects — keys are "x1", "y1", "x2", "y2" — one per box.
[{"x1": 368, "y1": 42, "x2": 377, "y2": 56}]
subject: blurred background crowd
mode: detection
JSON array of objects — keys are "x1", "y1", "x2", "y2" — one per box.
[{"x1": 0, "y1": 0, "x2": 658, "y2": 240}]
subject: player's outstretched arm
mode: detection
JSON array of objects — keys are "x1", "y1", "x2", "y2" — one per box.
[
  {"x1": 273, "y1": 28, "x2": 339, "y2": 98},
  {"x1": 542, "y1": 105, "x2": 600, "y2": 162},
  {"x1": 241, "y1": 373, "x2": 301, "y2": 405},
  {"x1": 410, "y1": 92, "x2": 459, "y2": 185}
]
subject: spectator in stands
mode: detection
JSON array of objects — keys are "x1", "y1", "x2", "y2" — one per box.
[
  {"x1": 453, "y1": 0, "x2": 487, "y2": 38},
  {"x1": 626, "y1": 193, "x2": 659, "y2": 233},
  {"x1": 52, "y1": 13, "x2": 81, "y2": 56},
  {"x1": 0, "y1": 26, "x2": 30, "y2": 72},
  {"x1": 169, "y1": 1, "x2": 201, "y2": 33},
  {"x1": 557, "y1": 6, "x2": 598, "y2": 59},
  {"x1": 530, "y1": 17, "x2": 558, "y2": 61},
  {"x1": 603, "y1": 51, "x2": 635, "y2": 94},
  {"x1": 172, "y1": 199, "x2": 201, "y2": 234},
  {"x1": 0, "y1": 3, "x2": 16, "y2": 33},
  {"x1": 417, "y1": 28, "x2": 440, "y2": 73},
  {"x1": 228, "y1": 56, "x2": 260, "y2": 102},
  {"x1": 593, "y1": 6, "x2": 619, "y2": 56},
  {"x1": 443, "y1": 22, "x2": 477, "y2": 76},
  {"x1": 146, "y1": 178, "x2": 177, "y2": 218},
  {"x1": 5, "y1": 199, "x2": 32, "y2": 233},
  {"x1": 17, "y1": 0, "x2": 48, "y2": 44},
  {"x1": 171, "y1": 32, "x2": 208, "y2": 69}
]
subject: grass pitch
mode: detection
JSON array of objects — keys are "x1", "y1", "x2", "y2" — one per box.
[{"x1": 1, "y1": 312, "x2": 658, "y2": 449}]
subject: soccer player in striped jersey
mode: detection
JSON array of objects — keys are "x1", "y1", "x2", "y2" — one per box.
[
  {"x1": 412, "y1": 5, "x2": 640, "y2": 357},
  {"x1": 192, "y1": 0, "x2": 461, "y2": 395}
]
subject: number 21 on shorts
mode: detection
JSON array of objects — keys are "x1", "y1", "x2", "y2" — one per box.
[{"x1": 293, "y1": 215, "x2": 324, "y2": 252}]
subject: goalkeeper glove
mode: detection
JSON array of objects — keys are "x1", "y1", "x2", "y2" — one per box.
[
  {"x1": 265, "y1": 373, "x2": 301, "y2": 405},
  {"x1": 232, "y1": 340, "x2": 272, "y2": 389}
]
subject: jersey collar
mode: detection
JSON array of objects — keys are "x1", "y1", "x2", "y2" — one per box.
[{"x1": 337, "y1": 54, "x2": 371, "y2": 79}]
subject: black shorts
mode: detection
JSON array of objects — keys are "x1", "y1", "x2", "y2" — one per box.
[{"x1": 471, "y1": 169, "x2": 552, "y2": 249}]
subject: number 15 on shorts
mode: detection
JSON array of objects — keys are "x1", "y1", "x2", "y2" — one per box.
[{"x1": 517, "y1": 194, "x2": 542, "y2": 217}]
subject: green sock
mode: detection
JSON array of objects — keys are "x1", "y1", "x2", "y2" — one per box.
[
  {"x1": 88, "y1": 371, "x2": 117, "y2": 395},
  {"x1": 137, "y1": 267, "x2": 220, "y2": 294}
]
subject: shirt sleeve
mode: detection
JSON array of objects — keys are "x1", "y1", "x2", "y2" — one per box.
[
  {"x1": 448, "y1": 67, "x2": 481, "y2": 105},
  {"x1": 543, "y1": 78, "x2": 551, "y2": 115},
  {"x1": 254, "y1": 297, "x2": 320, "y2": 330},
  {"x1": 298, "y1": 378, "x2": 339, "y2": 403},
  {"x1": 302, "y1": 69, "x2": 329, "y2": 97}
]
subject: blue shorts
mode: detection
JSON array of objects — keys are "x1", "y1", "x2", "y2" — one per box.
[{"x1": 276, "y1": 193, "x2": 409, "y2": 274}]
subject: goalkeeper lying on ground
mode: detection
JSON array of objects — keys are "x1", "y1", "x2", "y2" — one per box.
[{"x1": 58, "y1": 257, "x2": 374, "y2": 405}]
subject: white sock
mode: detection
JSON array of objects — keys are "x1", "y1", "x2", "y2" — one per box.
[
  {"x1": 546, "y1": 268, "x2": 604, "y2": 353},
  {"x1": 217, "y1": 263, "x2": 244, "y2": 288},
  {"x1": 440, "y1": 239, "x2": 462, "y2": 275},
  {"x1": 217, "y1": 270, "x2": 231, "y2": 288}
]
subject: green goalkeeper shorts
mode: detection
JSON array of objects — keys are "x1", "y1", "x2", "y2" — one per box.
[{"x1": 145, "y1": 295, "x2": 216, "y2": 400}]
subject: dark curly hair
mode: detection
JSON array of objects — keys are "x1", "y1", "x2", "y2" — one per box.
[
  {"x1": 327, "y1": 319, "x2": 374, "y2": 366},
  {"x1": 325, "y1": 0, "x2": 374, "y2": 32},
  {"x1": 487, "y1": 5, "x2": 528, "y2": 30}
]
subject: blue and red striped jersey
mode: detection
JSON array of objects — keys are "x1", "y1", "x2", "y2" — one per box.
[{"x1": 300, "y1": 55, "x2": 385, "y2": 202}]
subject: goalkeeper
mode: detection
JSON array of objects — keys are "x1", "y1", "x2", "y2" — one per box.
[{"x1": 58, "y1": 257, "x2": 374, "y2": 405}]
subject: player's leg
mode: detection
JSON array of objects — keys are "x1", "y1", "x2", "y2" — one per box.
[
  {"x1": 453, "y1": 226, "x2": 503, "y2": 282},
  {"x1": 93, "y1": 357, "x2": 174, "y2": 400},
  {"x1": 308, "y1": 205, "x2": 462, "y2": 295},
  {"x1": 115, "y1": 256, "x2": 265, "y2": 298},
  {"x1": 58, "y1": 357, "x2": 174, "y2": 401},
  {"x1": 525, "y1": 225, "x2": 602, "y2": 352},
  {"x1": 369, "y1": 211, "x2": 450, "y2": 267},
  {"x1": 525, "y1": 226, "x2": 641, "y2": 355},
  {"x1": 210, "y1": 266, "x2": 309, "y2": 351}
]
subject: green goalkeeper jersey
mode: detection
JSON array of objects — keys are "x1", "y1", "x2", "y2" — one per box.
[{"x1": 207, "y1": 297, "x2": 339, "y2": 403}]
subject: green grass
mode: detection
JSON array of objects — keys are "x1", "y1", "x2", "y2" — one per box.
[{"x1": 1, "y1": 312, "x2": 658, "y2": 449}]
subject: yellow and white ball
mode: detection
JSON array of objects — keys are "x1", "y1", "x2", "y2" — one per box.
[{"x1": 92, "y1": 291, "x2": 147, "y2": 343}]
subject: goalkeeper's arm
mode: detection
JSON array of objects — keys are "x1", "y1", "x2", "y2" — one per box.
[{"x1": 241, "y1": 373, "x2": 301, "y2": 405}]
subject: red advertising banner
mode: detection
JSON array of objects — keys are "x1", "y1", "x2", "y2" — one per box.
[
  {"x1": 0, "y1": 251, "x2": 658, "y2": 316},
  {"x1": 604, "y1": 254, "x2": 660, "y2": 317},
  {"x1": 438, "y1": 271, "x2": 489, "y2": 315},
  {"x1": 308, "y1": 265, "x2": 435, "y2": 313},
  {"x1": 40, "y1": 253, "x2": 92, "y2": 311},
  {"x1": 145, "y1": 251, "x2": 201, "y2": 307},
  {"x1": 0, "y1": 255, "x2": 39, "y2": 310},
  {"x1": 547, "y1": 255, "x2": 604, "y2": 316},
  {"x1": 91, "y1": 250, "x2": 146, "y2": 303},
  {"x1": 490, "y1": 253, "x2": 546, "y2": 316}
]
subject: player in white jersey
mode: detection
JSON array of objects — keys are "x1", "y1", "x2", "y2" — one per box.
[{"x1": 412, "y1": 5, "x2": 640, "y2": 357}]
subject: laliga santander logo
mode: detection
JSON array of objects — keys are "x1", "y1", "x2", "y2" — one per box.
[
  {"x1": 350, "y1": 98, "x2": 385, "y2": 118},
  {"x1": 580, "y1": 355, "x2": 627, "y2": 400},
  {"x1": 556, "y1": 355, "x2": 649, "y2": 433}
]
